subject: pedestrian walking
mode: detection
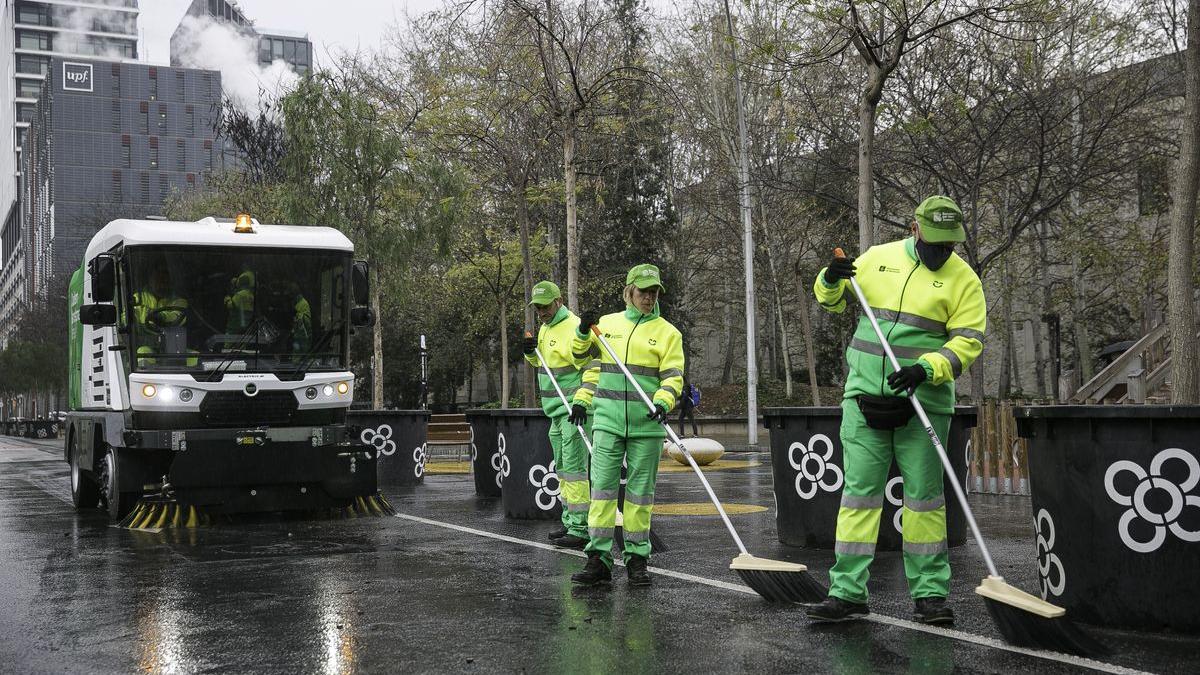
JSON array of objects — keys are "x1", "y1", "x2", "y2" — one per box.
[
  {"x1": 805, "y1": 195, "x2": 987, "y2": 626},
  {"x1": 568, "y1": 263, "x2": 684, "y2": 587},
  {"x1": 522, "y1": 280, "x2": 591, "y2": 549},
  {"x1": 678, "y1": 379, "x2": 700, "y2": 437}
]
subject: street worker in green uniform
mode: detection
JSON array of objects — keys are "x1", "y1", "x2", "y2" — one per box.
[
  {"x1": 133, "y1": 267, "x2": 189, "y2": 366},
  {"x1": 568, "y1": 263, "x2": 684, "y2": 588},
  {"x1": 522, "y1": 280, "x2": 591, "y2": 549},
  {"x1": 224, "y1": 268, "x2": 255, "y2": 334},
  {"x1": 806, "y1": 196, "x2": 986, "y2": 625}
]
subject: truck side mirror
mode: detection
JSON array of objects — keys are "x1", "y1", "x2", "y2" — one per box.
[
  {"x1": 80, "y1": 304, "x2": 117, "y2": 326},
  {"x1": 350, "y1": 307, "x2": 375, "y2": 328},
  {"x1": 352, "y1": 260, "x2": 370, "y2": 307},
  {"x1": 89, "y1": 254, "x2": 116, "y2": 303}
]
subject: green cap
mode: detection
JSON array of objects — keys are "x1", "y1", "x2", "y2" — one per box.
[
  {"x1": 626, "y1": 263, "x2": 665, "y2": 292},
  {"x1": 528, "y1": 280, "x2": 561, "y2": 306},
  {"x1": 914, "y1": 195, "x2": 965, "y2": 243}
]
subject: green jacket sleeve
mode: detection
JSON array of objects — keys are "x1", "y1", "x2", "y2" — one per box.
[
  {"x1": 921, "y1": 272, "x2": 986, "y2": 385},
  {"x1": 653, "y1": 329, "x2": 685, "y2": 412},
  {"x1": 571, "y1": 331, "x2": 599, "y2": 408},
  {"x1": 813, "y1": 269, "x2": 849, "y2": 314}
]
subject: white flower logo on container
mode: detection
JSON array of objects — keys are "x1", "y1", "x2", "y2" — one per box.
[
  {"x1": 491, "y1": 432, "x2": 510, "y2": 488},
  {"x1": 787, "y1": 433, "x2": 843, "y2": 499},
  {"x1": 1104, "y1": 448, "x2": 1200, "y2": 553},
  {"x1": 1035, "y1": 508, "x2": 1065, "y2": 598},
  {"x1": 469, "y1": 424, "x2": 477, "y2": 462},
  {"x1": 886, "y1": 476, "x2": 904, "y2": 534},
  {"x1": 413, "y1": 443, "x2": 427, "y2": 478},
  {"x1": 529, "y1": 460, "x2": 560, "y2": 511},
  {"x1": 360, "y1": 424, "x2": 396, "y2": 457}
]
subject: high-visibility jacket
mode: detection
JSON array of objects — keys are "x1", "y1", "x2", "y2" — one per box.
[
  {"x1": 814, "y1": 237, "x2": 986, "y2": 414},
  {"x1": 571, "y1": 304, "x2": 685, "y2": 439},
  {"x1": 133, "y1": 290, "x2": 188, "y2": 329},
  {"x1": 292, "y1": 295, "x2": 312, "y2": 351},
  {"x1": 522, "y1": 305, "x2": 587, "y2": 418}
]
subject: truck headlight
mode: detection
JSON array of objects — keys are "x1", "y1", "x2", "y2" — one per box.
[
  {"x1": 142, "y1": 384, "x2": 157, "y2": 398},
  {"x1": 336, "y1": 382, "x2": 349, "y2": 395},
  {"x1": 179, "y1": 389, "x2": 194, "y2": 403},
  {"x1": 159, "y1": 387, "x2": 175, "y2": 402},
  {"x1": 306, "y1": 387, "x2": 318, "y2": 400},
  {"x1": 322, "y1": 385, "x2": 333, "y2": 397}
]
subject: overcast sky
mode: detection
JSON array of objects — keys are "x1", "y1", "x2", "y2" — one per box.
[{"x1": 138, "y1": 0, "x2": 449, "y2": 67}]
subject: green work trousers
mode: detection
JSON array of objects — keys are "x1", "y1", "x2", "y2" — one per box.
[
  {"x1": 829, "y1": 398, "x2": 951, "y2": 603},
  {"x1": 584, "y1": 429, "x2": 661, "y2": 567},
  {"x1": 549, "y1": 413, "x2": 590, "y2": 538}
]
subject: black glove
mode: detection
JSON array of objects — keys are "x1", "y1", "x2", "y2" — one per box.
[
  {"x1": 647, "y1": 404, "x2": 668, "y2": 423},
  {"x1": 522, "y1": 335, "x2": 536, "y2": 355},
  {"x1": 577, "y1": 310, "x2": 599, "y2": 336},
  {"x1": 568, "y1": 404, "x2": 588, "y2": 427},
  {"x1": 823, "y1": 255, "x2": 857, "y2": 284},
  {"x1": 887, "y1": 364, "x2": 928, "y2": 393}
]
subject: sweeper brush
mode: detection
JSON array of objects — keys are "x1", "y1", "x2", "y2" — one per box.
[
  {"x1": 590, "y1": 325, "x2": 825, "y2": 603},
  {"x1": 836, "y1": 247, "x2": 1106, "y2": 657},
  {"x1": 327, "y1": 494, "x2": 397, "y2": 519},
  {"x1": 119, "y1": 499, "x2": 210, "y2": 529}
]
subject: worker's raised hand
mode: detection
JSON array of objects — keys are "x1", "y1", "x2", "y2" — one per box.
[
  {"x1": 522, "y1": 335, "x2": 537, "y2": 355},
  {"x1": 824, "y1": 255, "x2": 857, "y2": 284},
  {"x1": 887, "y1": 363, "x2": 928, "y2": 394},
  {"x1": 568, "y1": 404, "x2": 588, "y2": 427},
  {"x1": 647, "y1": 404, "x2": 669, "y2": 424},
  {"x1": 577, "y1": 310, "x2": 599, "y2": 336}
]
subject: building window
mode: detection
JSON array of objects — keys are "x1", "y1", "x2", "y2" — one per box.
[
  {"x1": 139, "y1": 102, "x2": 149, "y2": 133},
  {"x1": 121, "y1": 136, "x2": 131, "y2": 168},
  {"x1": 185, "y1": 106, "x2": 195, "y2": 135},
  {"x1": 16, "y1": 55, "x2": 48, "y2": 75},
  {"x1": 1138, "y1": 158, "x2": 1170, "y2": 216},
  {"x1": 148, "y1": 68, "x2": 157, "y2": 101},
  {"x1": 259, "y1": 39, "x2": 271, "y2": 63},
  {"x1": 159, "y1": 174, "x2": 169, "y2": 200},
  {"x1": 186, "y1": 173, "x2": 196, "y2": 190},
  {"x1": 149, "y1": 138, "x2": 158, "y2": 168},
  {"x1": 112, "y1": 171, "x2": 123, "y2": 202},
  {"x1": 158, "y1": 105, "x2": 167, "y2": 131},
  {"x1": 111, "y1": 100, "x2": 120, "y2": 132},
  {"x1": 17, "y1": 4, "x2": 50, "y2": 26},
  {"x1": 203, "y1": 140, "x2": 213, "y2": 171},
  {"x1": 140, "y1": 173, "x2": 149, "y2": 203},
  {"x1": 177, "y1": 140, "x2": 186, "y2": 171},
  {"x1": 17, "y1": 104, "x2": 36, "y2": 123},
  {"x1": 176, "y1": 71, "x2": 185, "y2": 101},
  {"x1": 18, "y1": 79, "x2": 42, "y2": 98},
  {"x1": 15, "y1": 128, "x2": 27, "y2": 149},
  {"x1": 16, "y1": 30, "x2": 51, "y2": 51}
]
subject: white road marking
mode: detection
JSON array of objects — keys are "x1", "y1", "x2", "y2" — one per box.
[{"x1": 394, "y1": 512, "x2": 1146, "y2": 675}]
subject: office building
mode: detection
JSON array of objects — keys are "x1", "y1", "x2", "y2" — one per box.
[
  {"x1": 0, "y1": 57, "x2": 220, "y2": 342},
  {"x1": 171, "y1": 0, "x2": 312, "y2": 74}
]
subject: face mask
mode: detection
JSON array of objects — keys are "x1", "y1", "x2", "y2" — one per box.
[{"x1": 916, "y1": 239, "x2": 954, "y2": 271}]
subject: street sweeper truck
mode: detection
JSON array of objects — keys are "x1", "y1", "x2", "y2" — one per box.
[{"x1": 63, "y1": 215, "x2": 389, "y2": 524}]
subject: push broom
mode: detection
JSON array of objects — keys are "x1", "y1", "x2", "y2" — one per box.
[
  {"x1": 835, "y1": 248, "x2": 1106, "y2": 656},
  {"x1": 528, "y1": 334, "x2": 666, "y2": 552},
  {"x1": 589, "y1": 325, "x2": 825, "y2": 603}
]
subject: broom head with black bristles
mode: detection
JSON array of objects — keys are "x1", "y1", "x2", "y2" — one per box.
[
  {"x1": 976, "y1": 576, "x2": 1108, "y2": 657},
  {"x1": 731, "y1": 552, "x2": 827, "y2": 603}
]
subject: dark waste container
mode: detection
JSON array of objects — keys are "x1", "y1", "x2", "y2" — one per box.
[
  {"x1": 763, "y1": 405, "x2": 976, "y2": 551},
  {"x1": 347, "y1": 410, "x2": 429, "y2": 487},
  {"x1": 466, "y1": 409, "x2": 501, "y2": 497},
  {"x1": 495, "y1": 409, "x2": 560, "y2": 521},
  {"x1": 1016, "y1": 405, "x2": 1200, "y2": 632},
  {"x1": 26, "y1": 420, "x2": 58, "y2": 439}
]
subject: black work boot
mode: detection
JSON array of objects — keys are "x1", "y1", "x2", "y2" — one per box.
[
  {"x1": 805, "y1": 596, "x2": 869, "y2": 623},
  {"x1": 571, "y1": 554, "x2": 612, "y2": 586},
  {"x1": 547, "y1": 527, "x2": 568, "y2": 541},
  {"x1": 552, "y1": 533, "x2": 588, "y2": 550},
  {"x1": 913, "y1": 597, "x2": 955, "y2": 625},
  {"x1": 626, "y1": 554, "x2": 652, "y2": 587}
]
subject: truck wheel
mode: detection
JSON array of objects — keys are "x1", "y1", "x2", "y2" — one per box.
[
  {"x1": 69, "y1": 434, "x2": 101, "y2": 510},
  {"x1": 99, "y1": 447, "x2": 137, "y2": 523}
]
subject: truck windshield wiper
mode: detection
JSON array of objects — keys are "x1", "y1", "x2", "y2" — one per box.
[
  {"x1": 286, "y1": 320, "x2": 345, "y2": 377},
  {"x1": 207, "y1": 318, "x2": 264, "y2": 382}
]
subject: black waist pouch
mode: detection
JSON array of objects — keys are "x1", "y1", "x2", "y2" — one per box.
[{"x1": 856, "y1": 395, "x2": 916, "y2": 430}]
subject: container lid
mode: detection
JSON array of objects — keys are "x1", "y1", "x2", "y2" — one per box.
[{"x1": 1014, "y1": 405, "x2": 1200, "y2": 419}]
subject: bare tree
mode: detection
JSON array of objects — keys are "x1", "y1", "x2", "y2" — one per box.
[{"x1": 1168, "y1": 0, "x2": 1200, "y2": 403}]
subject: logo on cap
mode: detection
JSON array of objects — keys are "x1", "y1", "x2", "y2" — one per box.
[
  {"x1": 642, "y1": 269, "x2": 655, "y2": 277},
  {"x1": 932, "y1": 212, "x2": 960, "y2": 223}
]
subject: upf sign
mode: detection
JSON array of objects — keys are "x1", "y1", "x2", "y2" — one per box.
[{"x1": 62, "y1": 62, "x2": 93, "y2": 92}]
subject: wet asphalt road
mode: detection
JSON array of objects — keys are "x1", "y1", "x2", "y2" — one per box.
[{"x1": 0, "y1": 435, "x2": 1196, "y2": 674}]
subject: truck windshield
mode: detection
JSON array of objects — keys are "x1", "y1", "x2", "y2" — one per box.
[{"x1": 125, "y1": 246, "x2": 349, "y2": 375}]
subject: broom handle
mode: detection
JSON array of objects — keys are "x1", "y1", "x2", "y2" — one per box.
[
  {"x1": 837, "y1": 248, "x2": 999, "y2": 577},
  {"x1": 589, "y1": 325, "x2": 749, "y2": 554},
  {"x1": 529, "y1": 335, "x2": 594, "y2": 454}
]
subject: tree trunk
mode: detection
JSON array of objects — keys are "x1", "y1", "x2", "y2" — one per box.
[
  {"x1": 499, "y1": 295, "x2": 510, "y2": 409},
  {"x1": 517, "y1": 189, "x2": 536, "y2": 408},
  {"x1": 371, "y1": 265, "x2": 384, "y2": 409},
  {"x1": 857, "y1": 74, "x2": 881, "y2": 254},
  {"x1": 563, "y1": 123, "x2": 579, "y2": 311},
  {"x1": 794, "y1": 268, "x2": 821, "y2": 406},
  {"x1": 1070, "y1": 252, "x2": 1094, "y2": 382},
  {"x1": 1170, "y1": 1, "x2": 1200, "y2": 404},
  {"x1": 722, "y1": 277, "x2": 735, "y2": 385}
]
